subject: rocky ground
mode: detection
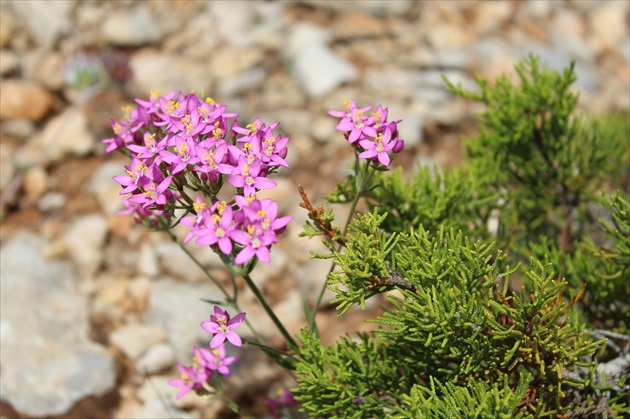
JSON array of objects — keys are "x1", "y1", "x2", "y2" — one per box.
[{"x1": 0, "y1": 1, "x2": 628, "y2": 418}]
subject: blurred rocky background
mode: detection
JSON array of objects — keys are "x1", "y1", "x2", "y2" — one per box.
[{"x1": 0, "y1": 1, "x2": 628, "y2": 417}]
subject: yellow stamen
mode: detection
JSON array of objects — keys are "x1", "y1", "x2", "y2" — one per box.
[{"x1": 193, "y1": 201, "x2": 206, "y2": 213}]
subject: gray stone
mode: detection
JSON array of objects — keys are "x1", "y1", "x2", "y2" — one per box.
[
  {"x1": 548, "y1": 9, "x2": 592, "y2": 62},
  {"x1": 144, "y1": 279, "x2": 226, "y2": 363},
  {"x1": 38, "y1": 191, "x2": 67, "y2": 213},
  {"x1": 386, "y1": 103, "x2": 424, "y2": 149},
  {"x1": 299, "y1": 0, "x2": 413, "y2": 15},
  {"x1": 137, "y1": 241, "x2": 160, "y2": 278},
  {"x1": 136, "y1": 342, "x2": 176, "y2": 375},
  {"x1": 101, "y1": 6, "x2": 162, "y2": 46},
  {"x1": 110, "y1": 324, "x2": 168, "y2": 360},
  {"x1": 129, "y1": 52, "x2": 211, "y2": 97},
  {"x1": 62, "y1": 214, "x2": 109, "y2": 277},
  {"x1": 0, "y1": 233, "x2": 115, "y2": 417},
  {"x1": 11, "y1": 1, "x2": 73, "y2": 47},
  {"x1": 89, "y1": 160, "x2": 126, "y2": 216},
  {"x1": 18, "y1": 108, "x2": 96, "y2": 167},
  {"x1": 287, "y1": 23, "x2": 357, "y2": 98}
]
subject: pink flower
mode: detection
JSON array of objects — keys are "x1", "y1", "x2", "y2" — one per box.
[
  {"x1": 201, "y1": 343, "x2": 240, "y2": 376},
  {"x1": 228, "y1": 156, "x2": 276, "y2": 196},
  {"x1": 265, "y1": 388, "x2": 301, "y2": 419},
  {"x1": 231, "y1": 223, "x2": 276, "y2": 264},
  {"x1": 168, "y1": 363, "x2": 204, "y2": 399},
  {"x1": 201, "y1": 306, "x2": 246, "y2": 348},
  {"x1": 193, "y1": 201, "x2": 238, "y2": 255},
  {"x1": 358, "y1": 128, "x2": 396, "y2": 167}
]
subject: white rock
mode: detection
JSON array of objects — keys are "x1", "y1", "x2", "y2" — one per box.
[
  {"x1": 62, "y1": 214, "x2": 109, "y2": 276},
  {"x1": 217, "y1": 67, "x2": 266, "y2": 97},
  {"x1": 11, "y1": 1, "x2": 73, "y2": 47},
  {"x1": 0, "y1": 233, "x2": 115, "y2": 417},
  {"x1": 129, "y1": 52, "x2": 212, "y2": 97},
  {"x1": 287, "y1": 23, "x2": 357, "y2": 98},
  {"x1": 22, "y1": 108, "x2": 96, "y2": 166},
  {"x1": 101, "y1": 6, "x2": 162, "y2": 46},
  {"x1": 386, "y1": 103, "x2": 424, "y2": 149},
  {"x1": 299, "y1": 0, "x2": 413, "y2": 15},
  {"x1": 136, "y1": 342, "x2": 175, "y2": 374},
  {"x1": 110, "y1": 324, "x2": 168, "y2": 360},
  {"x1": 516, "y1": 0, "x2": 555, "y2": 20},
  {"x1": 38, "y1": 192, "x2": 66, "y2": 213},
  {"x1": 206, "y1": 1, "x2": 256, "y2": 46},
  {"x1": 209, "y1": 47, "x2": 263, "y2": 79},
  {"x1": 137, "y1": 241, "x2": 160, "y2": 278},
  {"x1": 144, "y1": 279, "x2": 226, "y2": 363},
  {"x1": 89, "y1": 160, "x2": 126, "y2": 216}
]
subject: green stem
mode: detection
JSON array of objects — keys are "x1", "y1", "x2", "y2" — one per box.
[
  {"x1": 170, "y1": 233, "x2": 265, "y2": 343},
  {"x1": 213, "y1": 379, "x2": 253, "y2": 419},
  {"x1": 242, "y1": 273, "x2": 298, "y2": 348},
  {"x1": 308, "y1": 159, "x2": 376, "y2": 332}
]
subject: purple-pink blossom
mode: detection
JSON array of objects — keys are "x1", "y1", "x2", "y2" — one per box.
[
  {"x1": 201, "y1": 343, "x2": 240, "y2": 377},
  {"x1": 265, "y1": 388, "x2": 301, "y2": 419},
  {"x1": 105, "y1": 90, "x2": 293, "y2": 264},
  {"x1": 201, "y1": 306, "x2": 246, "y2": 348},
  {"x1": 328, "y1": 99, "x2": 404, "y2": 167}
]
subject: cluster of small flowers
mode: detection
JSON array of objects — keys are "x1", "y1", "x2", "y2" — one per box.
[
  {"x1": 104, "y1": 90, "x2": 292, "y2": 264},
  {"x1": 264, "y1": 388, "x2": 301, "y2": 419},
  {"x1": 328, "y1": 99, "x2": 404, "y2": 167},
  {"x1": 169, "y1": 306, "x2": 245, "y2": 399}
]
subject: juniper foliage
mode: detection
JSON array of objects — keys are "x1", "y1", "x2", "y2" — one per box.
[{"x1": 294, "y1": 55, "x2": 629, "y2": 417}]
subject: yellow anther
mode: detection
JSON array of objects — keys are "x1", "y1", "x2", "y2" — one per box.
[
  {"x1": 193, "y1": 201, "x2": 206, "y2": 213},
  {"x1": 121, "y1": 105, "x2": 132, "y2": 121},
  {"x1": 216, "y1": 201, "x2": 226, "y2": 215},
  {"x1": 113, "y1": 123, "x2": 122, "y2": 135},
  {"x1": 257, "y1": 210, "x2": 266, "y2": 217},
  {"x1": 144, "y1": 133, "x2": 156, "y2": 145},
  {"x1": 246, "y1": 122, "x2": 258, "y2": 134},
  {"x1": 150, "y1": 90, "x2": 160, "y2": 100},
  {"x1": 206, "y1": 97, "x2": 215, "y2": 105}
]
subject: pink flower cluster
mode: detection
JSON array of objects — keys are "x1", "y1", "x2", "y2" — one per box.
[
  {"x1": 104, "y1": 90, "x2": 292, "y2": 264},
  {"x1": 169, "y1": 306, "x2": 245, "y2": 399},
  {"x1": 328, "y1": 99, "x2": 404, "y2": 167},
  {"x1": 265, "y1": 388, "x2": 301, "y2": 419}
]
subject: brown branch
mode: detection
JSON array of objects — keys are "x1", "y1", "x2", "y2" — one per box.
[{"x1": 298, "y1": 185, "x2": 347, "y2": 246}]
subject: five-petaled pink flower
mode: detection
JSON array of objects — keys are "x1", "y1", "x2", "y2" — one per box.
[{"x1": 201, "y1": 306, "x2": 246, "y2": 348}]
